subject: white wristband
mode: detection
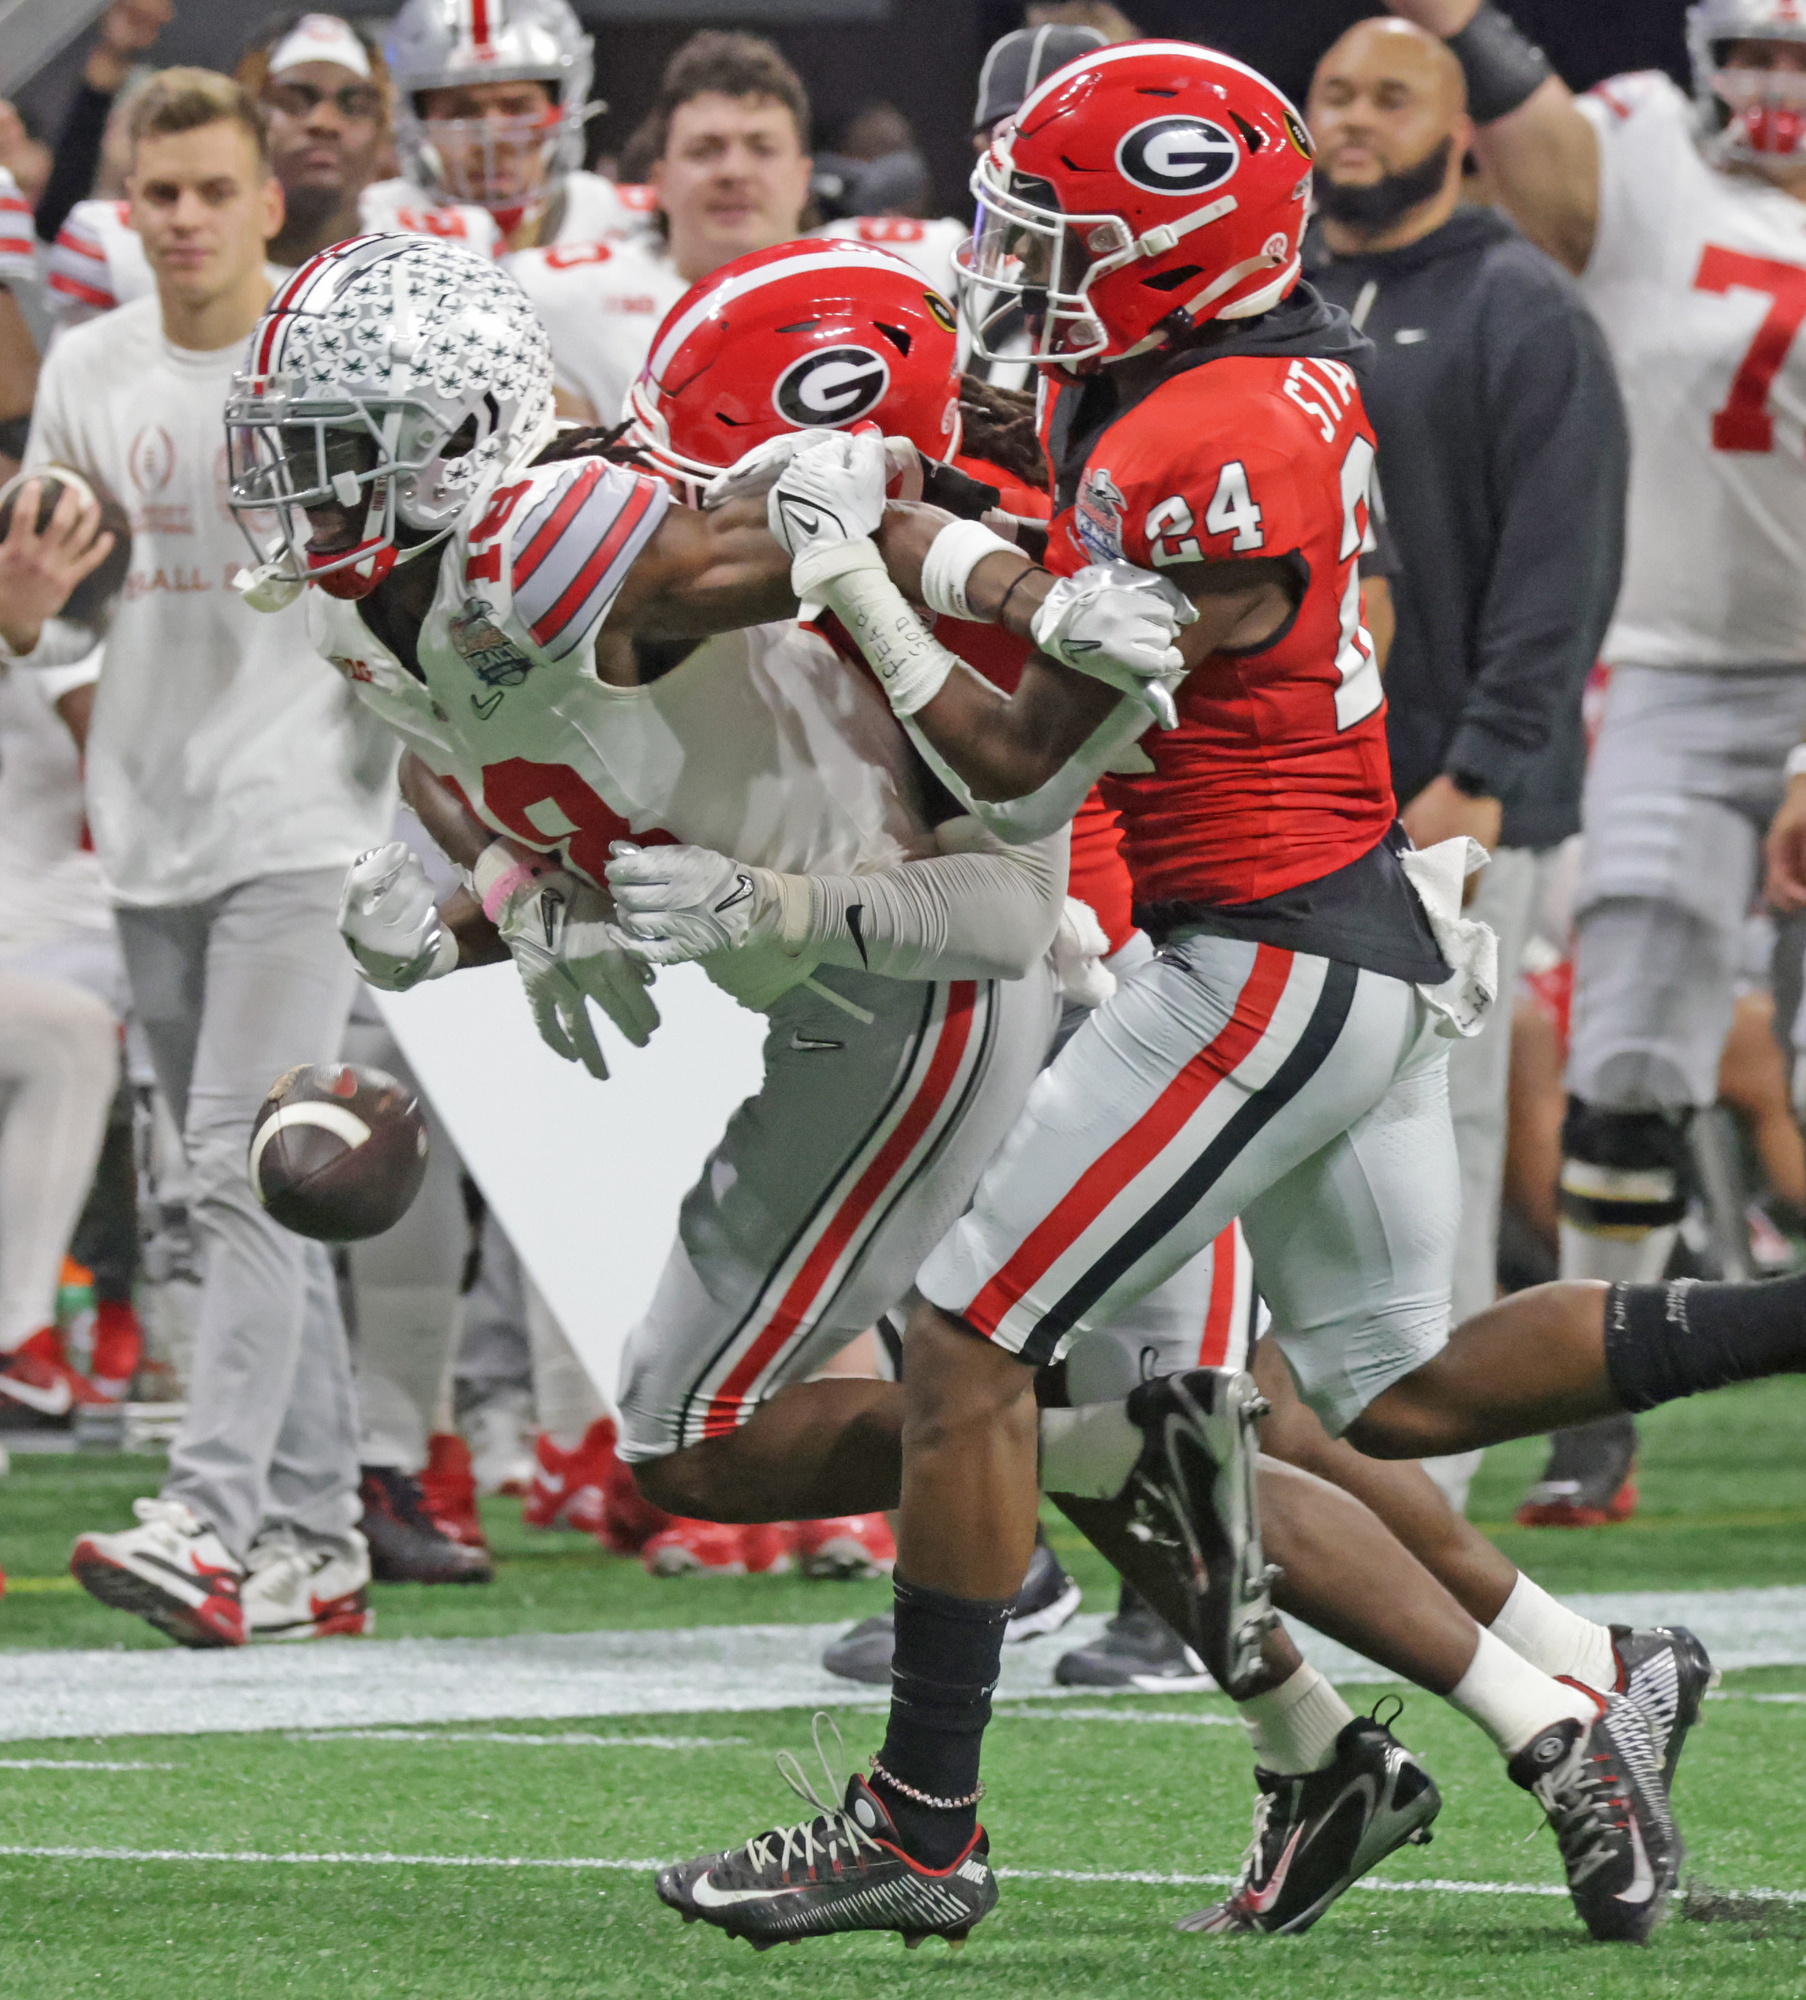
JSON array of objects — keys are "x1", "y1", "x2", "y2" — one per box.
[
  {"x1": 1787, "y1": 743, "x2": 1806, "y2": 783},
  {"x1": 918, "y1": 517, "x2": 1020, "y2": 622}
]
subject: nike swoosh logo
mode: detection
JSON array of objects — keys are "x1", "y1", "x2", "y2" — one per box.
[
  {"x1": 689, "y1": 1872, "x2": 807, "y2": 1911},
  {"x1": 788, "y1": 1031, "x2": 843, "y2": 1052},
  {"x1": 0, "y1": 1371, "x2": 72, "y2": 1415},
  {"x1": 1248, "y1": 1822, "x2": 1306, "y2": 1915},
  {"x1": 470, "y1": 690, "x2": 503, "y2": 719},
  {"x1": 1615, "y1": 1819, "x2": 1656, "y2": 1904},
  {"x1": 846, "y1": 903, "x2": 869, "y2": 968},
  {"x1": 714, "y1": 874, "x2": 754, "y2": 913}
]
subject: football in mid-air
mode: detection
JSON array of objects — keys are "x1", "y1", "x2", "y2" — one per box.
[
  {"x1": 0, "y1": 463, "x2": 133, "y2": 638},
  {"x1": 250, "y1": 1063, "x2": 428, "y2": 1242}
]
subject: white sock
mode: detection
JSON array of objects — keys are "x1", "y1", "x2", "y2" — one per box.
[
  {"x1": 1446, "y1": 1625, "x2": 1597, "y2": 1759},
  {"x1": 1038, "y1": 1400, "x2": 1140, "y2": 1499},
  {"x1": 1489, "y1": 1572, "x2": 1618, "y2": 1693},
  {"x1": 1236, "y1": 1664, "x2": 1355, "y2": 1775},
  {"x1": 1557, "y1": 1218, "x2": 1677, "y2": 1286}
]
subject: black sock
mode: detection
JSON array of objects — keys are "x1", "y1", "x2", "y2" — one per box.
[
  {"x1": 1605, "y1": 1273, "x2": 1806, "y2": 1412},
  {"x1": 870, "y1": 1573, "x2": 1011, "y2": 1867}
]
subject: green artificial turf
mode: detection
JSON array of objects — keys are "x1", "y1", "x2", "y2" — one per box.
[
  {"x1": 0, "y1": 1676, "x2": 1803, "y2": 1999},
  {"x1": 5, "y1": 1376, "x2": 1803, "y2": 1652}
]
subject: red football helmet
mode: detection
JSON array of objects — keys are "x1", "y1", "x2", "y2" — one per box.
[
  {"x1": 626, "y1": 238, "x2": 962, "y2": 497},
  {"x1": 960, "y1": 40, "x2": 1315, "y2": 366}
]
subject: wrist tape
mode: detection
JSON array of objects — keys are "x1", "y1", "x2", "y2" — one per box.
[
  {"x1": 1446, "y1": 3, "x2": 1553, "y2": 123},
  {"x1": 795, "y1": 539, "x2": 955, "y2": 717},
  {"x1": 919, "y1": 516, "x2": 1021, "y2": 621}
]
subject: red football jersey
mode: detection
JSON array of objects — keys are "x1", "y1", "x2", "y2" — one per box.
[{"x1": 1044, "y1": 355, "x2": 1397, "y2": 908}]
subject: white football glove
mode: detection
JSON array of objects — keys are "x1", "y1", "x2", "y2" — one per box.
[
  {"x1": 703, "y1": 429, "x2": 923, "y2": 511},
  {"x1": 766, "y1": 428, "x2": 889, "y2": 563},
  {"x1": 700, "y1": 428, "x2": 838, "y2": 510},
  {"x1": 1051, "y1": 895, "x2": 1117, "y2": 1011},
  {"x1": 338, "y1": 843, "x2": 457, "y2": 991},
  {"x1": 1029, "y1": 560, "x2": 1198, "y2": 730},
  {"x1": 606, "y1": 841, "x2": 778, "y2": 965}
]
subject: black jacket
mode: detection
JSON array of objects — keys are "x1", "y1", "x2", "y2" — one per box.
[{"x1": 1308, "y1": 207, "x2": 1627, "y2": 850}]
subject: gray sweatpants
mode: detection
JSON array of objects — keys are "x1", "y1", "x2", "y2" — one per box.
[{"x1": 116, "y1": 868, "x2": 361, "y2": 1560}]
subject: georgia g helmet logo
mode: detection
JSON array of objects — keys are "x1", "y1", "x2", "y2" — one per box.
[
  {"x1": 772, "y1": 346, "x2": 891, "y2": 428},
  {"x1": 1116, "y1": 116, "x2": 1239, "y2": 196}
]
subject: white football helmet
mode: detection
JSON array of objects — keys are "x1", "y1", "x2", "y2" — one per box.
[
  {"x1": 1689, "y1": 0, "x2": 1806, "y2": 165},
  {"x1": 225, "y1": 232, "x2": 554, "y2": 600},
  {"x1": 386, "y1": 0, "x2": 595, "y2": 223}
]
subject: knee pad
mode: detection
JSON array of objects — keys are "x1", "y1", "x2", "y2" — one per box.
[{"x1": 1558, "y1": 1097, "x2": 1692, "y2": 1233}]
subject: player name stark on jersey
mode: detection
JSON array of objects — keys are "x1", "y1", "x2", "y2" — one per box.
[
  {"x1": 1579, "y1": 70, "x2": 1806, "y2": 670},
  {"x1": 1043, "y1": 353, "x2": 1393, "y2": 910},
  {"x1": 307, "y1": 451, "x2": 937, "y2": 1008}
]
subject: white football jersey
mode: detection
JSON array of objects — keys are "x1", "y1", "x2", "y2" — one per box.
[
  {"x1": 505, "y1": 235, "x2": 687, "y2": 423},
  {"x1": 309, "y1": 454, "x2": 934, "y2": 1008},
  {"x1": 0, "y1": 166, "x2": 33, "y2": 286},
  {"x1": 544, "y1": 170, "x2": 658, "y2": 245},
  {"x1": 46, "y1": 186, "x2": 500, "y2": 331},
  {"x1": 1579, "y1": 72, "x2": 1806, "y2": 669},
  {"x1": 811, "y1": 215, "x2": 966, "y2": 302}
]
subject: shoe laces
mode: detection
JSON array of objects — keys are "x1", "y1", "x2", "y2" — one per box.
[
  {"x1": 1533, "y1": 1734, "x2": 1635, "y2": 1885},
  {"x1": 741, "y1": 1714, "x2": 881, "y2": 1881},
  {"x1": 1224, "y1": 1782, "x2": 1278, "y2": 1900},
  {"x1": 131, "y1": 1496, "x2": 202, "y2": 1534}
]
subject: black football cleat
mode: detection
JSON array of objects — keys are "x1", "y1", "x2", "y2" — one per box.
[
  {"x1": 1055, "y1": 1583, "x2": 1213, "y2": 1691},
  {"x1": 1609, "y1": 1624, "x2": 1716, "y2": 1791},
  {"x1": 1508, "y1": 1694, "x2": 1678, "y2": 1943},
  {"x1": 1123, "y1": 1367, "x2": 1273, "y2": 1695},
  {"x1": 657, "y1": 1721, "x2": 997, "y2": 1951},
  {"x1": 1177, "y1": 1706, "x2": 1440, "y2": 1936},
  {"x1": 358, "y1": 1467, "x2": 494, "y2": 1584}
]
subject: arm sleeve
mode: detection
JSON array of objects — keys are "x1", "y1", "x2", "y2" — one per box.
[
  {"x1": 1442, "y1": 277, "x2": 1628, "y2": 798},
  {"x1": 0, "y1": 168, "x2": 35, "y2": 284},
  {"x1": 499, "y1": 457, "x2": 670, "y2": 663},
  {"x1": 34, "y1": 85, "x2": 113, "y2": 247},
  {"x1": 44, "y1": 205, "x2": 118, "y2": 325},
  {"x1": 781, "y1": 816, "x2": 1068, "y2": 982},
  {"x1": 902, "y1": 697, "x2": 1157, "y2": 844}
]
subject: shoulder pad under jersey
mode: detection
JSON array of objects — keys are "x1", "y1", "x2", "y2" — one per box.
[{"x1": 457, "y1": 455, "x2": 670, "y2": 664}]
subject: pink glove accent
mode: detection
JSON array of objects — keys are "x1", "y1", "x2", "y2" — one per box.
[{"x1": 480, "y1": 853, "x2": 556, "y2": 925}]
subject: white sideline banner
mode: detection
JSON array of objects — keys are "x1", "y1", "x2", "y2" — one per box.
[{"x1": 373, "y1": 962, "x2": 766, "y2": 1406}]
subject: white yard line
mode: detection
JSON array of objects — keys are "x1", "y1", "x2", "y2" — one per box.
[
  {"x1": 3, "y1": 1587, "x2": 1804, "y2": 1744},
  {"x1": 290, "y1": 1730, "x2": 746, "y2": 1749},
  {"x1": 0, "y1": 1759, "x2": 174, "y2": 1772},
  {"x1": 0, "y1": 1842, "x2": 1799, "y2": 1906}
]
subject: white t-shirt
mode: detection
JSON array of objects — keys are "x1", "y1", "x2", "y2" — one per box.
[
  {"x1": 26, "y1": 297, "x2": 397, "y2": 905},
  {"x1": 1578, "y1": 72, "x2": 1806, "y2": 669},
  {"x1": 505, "y1": 235, "x2": 687, "y2": 422},
  {"x1": 308, "y1": 452, "x2": 933, "y2": 1009},
  {"x1": 0, "y1": 653, "x2": 112, "y2": 951},
  {"x1": 46, "y1": 185, "x2": 498, "y2": 331}
]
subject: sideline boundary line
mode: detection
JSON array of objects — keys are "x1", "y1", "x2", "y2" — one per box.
[{"x1": 1, "y1": 1844, "x2": 1803, "y2": 1906}]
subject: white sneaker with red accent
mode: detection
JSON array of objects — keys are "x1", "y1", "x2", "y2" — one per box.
[
  {"x1": 790, "y1": 1514, "x2": 897, "y2": 1579},
  {"x1": 70, "y1": 1497, "x2": 247, "y2": 1648},
  {"x1": 243, "y1": 1528, "x2": 374, "y2": 1641},
  {"x1": 643, "y1": 1520, "x2": 794, "y2": 1577}
]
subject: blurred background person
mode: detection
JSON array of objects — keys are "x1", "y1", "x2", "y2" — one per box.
[
  {"x1": 18, "y1": 70, "x2": 396, "y2": 1647},
  {"x1": 510, "y1": 32, "x2": 814, "y2": 426},
  {"x1": 34, "y1": 0, "x2": 173, "y2": 251},
  {"x1": 383, "y1": 0, "x2": 645, "y2": 255},
  {"x1": 1304, "y1": 18, "x2": 1627, "y2": 1512}
]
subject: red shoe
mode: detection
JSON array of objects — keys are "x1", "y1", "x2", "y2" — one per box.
[
  {"x1": 597, "y1": 1428, "x2": 676, "y2": 1555},
  {"x1": 642, "y1": 1519, "x2": 794, "y2": 1577},
  {"x1": 789, "y1": 1513, "x2": 897, "y2": 1579},
  {"x1": 1516, "y1": 1475, "x2": 1639, "y2": 1529},
  {"x1": 88, "y1": 1301, "x2": 145, "y2": 1402},
  {"x1": 0, "y1": 1327, "x2": 108, "y2": 1420},
  {"x1": 419, "y1": 1432, "x2": 487, "y2": 1549},
  {"x1": 561, "y1": 1419, "x2": 624, "y2": 1539}
]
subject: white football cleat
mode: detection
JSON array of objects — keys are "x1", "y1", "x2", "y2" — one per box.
[
  {"x1": 70, "y1": 1497, "x2": 247, "y2": 1648},
  {"x1": 243, "y1": 1528, "x2": 374, "y2": 1641}
]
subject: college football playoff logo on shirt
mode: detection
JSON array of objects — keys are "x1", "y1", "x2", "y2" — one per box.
[
  {"x1": 1116, "y1": 117, "x2": 1240, "y2": 196},
  {"x1": 772, "y1": 346, "x2": 891, "y2": 429}
]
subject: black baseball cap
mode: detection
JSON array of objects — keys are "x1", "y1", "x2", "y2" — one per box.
[{"x1": 972, "y1": 23, "x2": 1108, "y2": 135}]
